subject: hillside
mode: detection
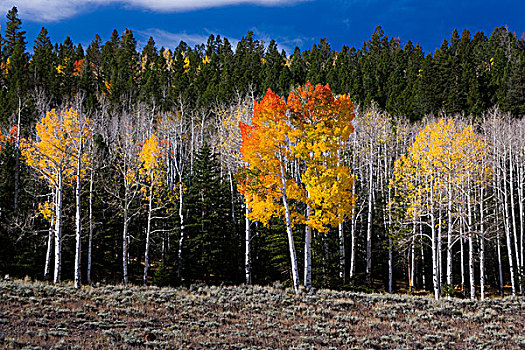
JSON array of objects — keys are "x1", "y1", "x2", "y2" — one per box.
[{"x1": 1, "y1": 280, "x2": 524, "y2": 349}]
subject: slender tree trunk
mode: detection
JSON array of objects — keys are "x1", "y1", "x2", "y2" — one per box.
[
  {"x1": 338, "y1": 222, "x2": 345, "y2": 282},
  {"x1": 430, "y1": 183, "x2": 440, "y2": 300},
  {"x1": 517, "y1": 155, "x2": 524, "y2": 295},
  {"x1": 74, "y1": 143, "x2": 83, "y2": 289},
  {"x1": 420, "y1": 222, "x2": 426, "y2": 290},
  {"x1": 87, "y1": 169, "x2": 94, "y2": 284},
  {"x1": 365, "y1": 144, "x2": 374, "y2": 287},
  {"x1": 44, "y1": 208, "x2": 54, "y2": 281},
  {"x1": 387, "y1": 236, "x2": 392, "y2": 293},
  {"x1": 350, "y1": 212, "x2": 357, "y2": 280},
  {"x1": 509, "y1": 148, "x2": 522, "y2": 294},
  {"x1": 446, "y1": 182, "x2": 453, "y2": 287},
  {"x1": 304, "y1": 204, "x2": 312, "y2": 289},
  {"x1": 502, "y1": 149, "x2": 517, "y2": 296},
  {"x1": 468, "y1": 190, "x2": 475, "y2": 299},
  {"x1": 229, "y1": 170, "x2": 236, "y2": 224},
  {"x1": 245, "y1": 204, "x2": 251, "y2": 285},
  {"x1": 122, "y1": 188, "x2": 129, "y2": 286},
  {"x1": 54, "y1": 176, "x2": 63, "y2": 284},
  {"x1": 143, "y1": 188, "x2": 153, "y2": 286},
  {"x1": 14, "y1": 97, "x2": 21, "y2": 214},
  {"x1": 280, "y1": 161, "x2": 300, "y2": 293},
  {"x1": 409, "y1": 224, "x2": 416, "y2": 292},
  {"x1": 438, "y1": 212, "x2": 443, "y2": 291},
  {"x1": 460, "y1": 229, "x2": 465, "y2": 292},
  {"x1": 177, "y1": 181, "x2": 185, "y2": 280},
  {"x1": 480, "y1": 186, "x2": 485, "y2": 301},
  {"x1": 497, "y1": 231, "x2": 504, "y2": 297}
]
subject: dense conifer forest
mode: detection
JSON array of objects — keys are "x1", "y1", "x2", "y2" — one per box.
[{"x1": 1, "y1": 6, "x2": 525, "y2": 300}]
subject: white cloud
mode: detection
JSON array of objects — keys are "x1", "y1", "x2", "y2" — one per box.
[
  {"x1": 1, "y1": 0, "x2": 309, "y2": 22},
  {"x1": 135, "y1": 28, "x2": 240, "y2": 50}
]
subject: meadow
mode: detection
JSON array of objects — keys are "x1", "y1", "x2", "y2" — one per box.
[{"x1": 1, "y1": 279, "x2": 524, "y2": 349}]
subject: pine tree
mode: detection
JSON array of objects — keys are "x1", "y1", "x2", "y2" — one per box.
[{"x1": 185, "y1": 144, "x2": 237, "y2": 282}]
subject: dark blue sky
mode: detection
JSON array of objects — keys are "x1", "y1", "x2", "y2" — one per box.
[{"x1": 2, "y1": 0, "x2": 524, "y2": 55}]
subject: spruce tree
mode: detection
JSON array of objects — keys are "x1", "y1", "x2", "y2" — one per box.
[{"x1": 185, "y1": 144, "x2": 239, "y2": 283}]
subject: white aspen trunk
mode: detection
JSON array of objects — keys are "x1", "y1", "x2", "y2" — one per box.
[
  {"x1": 280, "y1": 161, "x2": 300, "y2": 293},
  {"x1": 177, "y1": 181, "x2": 185, "y2": 280},
  {"x1": 53, "y1": 175, "x2": 63, "y2": 284},
  {"x1": 304, "y1": 204, "x2": 312, "y2": 289},
  {"x1": 497, "y1": 231, "x2": 504, "y2": 297},
  {"x1": 460, "y1": 229, "x2": 465, "y2": 292},
  {"x1": 502, "y1": 148, "x2": 517, "y2": 296},
  {"x1": 14, "y1": 97, "x2": 21, "y2": 213},
  {"x1": 409, "y1": 220, "x2": 416, "y2": 292},
  {"x1": 420, "y1": 222, "x2": 426, "y2": 289},
  {"x1": 44, "y1": 208, "x2": 54, "y2": 281},
  {"x1": 122, "y1": 188, "x2": 129, "y2": 286},
  {"x1": 229, "y1": 170, "x2": 236, "y2": 224},
  {"x1": 438, "y1": 212, "x2": 443, "y2": 290},
  {"x1": 430, "y1": 182, "x2": 440, "y2": 300},
  {"x1": 74, "y1": 143, "x2": 83, "y2": 289},
  {"x1": 365, "y1": 143, "x2": 374, "y2": 287},
  {"x1": 350, "y1": 212, "x2": 357, "y2": 280},
  {"x1": 467, "y1": 190, "x2": 475, "y2": 299},
  {"x1": 446, "y1": 182, "x2": 453, "y2": 287},
  {"x1": 480, "y1": 186, "x2": 485, "y2": 301},
  {"x1": 518, "y1": 158, "x2": 524, "y2": 295},
  {"x1": 494, "y1": 167, "x2": 504, "y2": 297},
  {"x1": 509, "y1": 148, "x2": 522, "y2": 294},
  {"x1": 143, "y1": 187, "x2": 153, "y2": 286},
  {"x1": 338, "y1": 222, "x2": 345, "y2": 282},
  {"x1": 410, "y1": 234, "x2": 415, "y2": 293},
  {"x1": 388, "y1": 236, "x2": 392, "y2": 294},
  {"x1": 245, "y1": 204, "x2": 251, "y2": 285},
  {"x1": 87, "y1": 169, "x2": 93, "y2": 284}
]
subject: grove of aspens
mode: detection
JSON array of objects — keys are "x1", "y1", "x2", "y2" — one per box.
[{"x1": 2, "y1": 6, "x2": 525, "y2": 302}]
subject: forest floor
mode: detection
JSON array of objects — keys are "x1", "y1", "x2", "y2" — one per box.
[{"x1": 1, "y1": 279, "x2": 524, "y2": 349}]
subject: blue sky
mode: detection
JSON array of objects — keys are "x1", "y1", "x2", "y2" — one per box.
[{"x1": 1, "y1": 0, "x2": 524, "y2": 55}]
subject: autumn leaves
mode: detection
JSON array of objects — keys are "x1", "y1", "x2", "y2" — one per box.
[{"x1": 238, "y1": 83, "x2": 356, "y2": 291}]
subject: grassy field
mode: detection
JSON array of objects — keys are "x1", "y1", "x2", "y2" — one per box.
[{"x1": 1, "y1": 279, "x2": 524, "y2": 349}]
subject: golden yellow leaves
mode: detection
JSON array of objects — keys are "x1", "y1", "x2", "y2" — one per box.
[
  {"x1": 38, "y1": 201, "x2": 54, "y2": 223},
  {"x1": 392, "y1": 118, "x2": 491, "y2": 219},
  {"x1": 239, "y1": 83, "x2": 356, "y2": 232},
  {"x1": 20, "y1": 108, "x2": 92, "y2": 187}
]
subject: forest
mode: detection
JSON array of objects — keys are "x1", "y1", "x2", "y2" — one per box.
[{"x1": 1, "y1": 6, "x2": 525, "y2": 301}]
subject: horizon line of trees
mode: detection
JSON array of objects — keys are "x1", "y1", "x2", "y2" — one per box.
[{"x1": 1, "y1": 6, "x2": 525, "y2": 300}]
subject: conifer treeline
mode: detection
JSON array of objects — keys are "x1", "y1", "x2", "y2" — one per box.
[
  {"x1": 1, "y1": 6, "x2": 525, "y2": 296},
  {"x1": 1, "y1": 7, "x2": 525, "y2": 127}
]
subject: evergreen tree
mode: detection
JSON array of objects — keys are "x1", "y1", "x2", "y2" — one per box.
[{"x1": 184, "y1": 144, "x2": 239, "y2": 282}]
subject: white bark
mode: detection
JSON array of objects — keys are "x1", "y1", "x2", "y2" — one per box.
[
  {"x1": 365, "y1": 142, "x2": 374, "y2": 286},
  {"x1": 430, "y1": 182, "x2": 440, "y2": 300},
  {"x1": 509, "y1": 147, "x2": 522, "y2": 294},
  {"x1": 53, "y1": 175, "x2": 63, "y2": 284},
  {"x1": 177, "y1": 181, "x2": 185, "y2": 280},
  {"x1": 74, "y1": 141, "x2": 83, "y2": 289},
  {"x1": 304, "y1": 204, "x2": 312, "y2": 289},
  {"x1": 280, "y1": 160, "x2": 300, "y2": 293},
  {"x1": 14, "y1": 97, "x2": 21, "y2": 213},
  {"x1": 467, "y1": 190, "x2": 475, "y2": 299},
  {"x1": 446, "y1": 182, "x2": 453, "y2": 286},
  {"x1": 87, "y1": 169, "x2": 94, "y2": 284},
  {"x1": 502, "y1": 147, "x2": 517, "y2": 296},
  {"x1": 44, "y1": 208, "x2": 54, "y2": 281},
  {"x1": 338, "y1": 221, "x2": 345, "y2": 282},
  {"x1": 143, "y1": 187, "x2": 153, "y2": 286},
  {"x1": 480, "y1": 186, "x2": 485, "y2": 301},
  {"x1": 245, "y1": 204, "x2": 251, "y2": 285}
]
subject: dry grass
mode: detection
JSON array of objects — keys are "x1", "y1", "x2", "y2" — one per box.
[{"x1": 1, "y1": 279, "x2": 524, "y2": 349}]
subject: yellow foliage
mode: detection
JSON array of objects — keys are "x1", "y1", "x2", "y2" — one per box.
[{"x1": 392, "y1": 118, "x2": 491, "y2": 219}]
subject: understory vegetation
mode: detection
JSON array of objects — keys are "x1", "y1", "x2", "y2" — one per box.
[{"x1": 1, "y1": 279, "x2": 524, "y2": 349}]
